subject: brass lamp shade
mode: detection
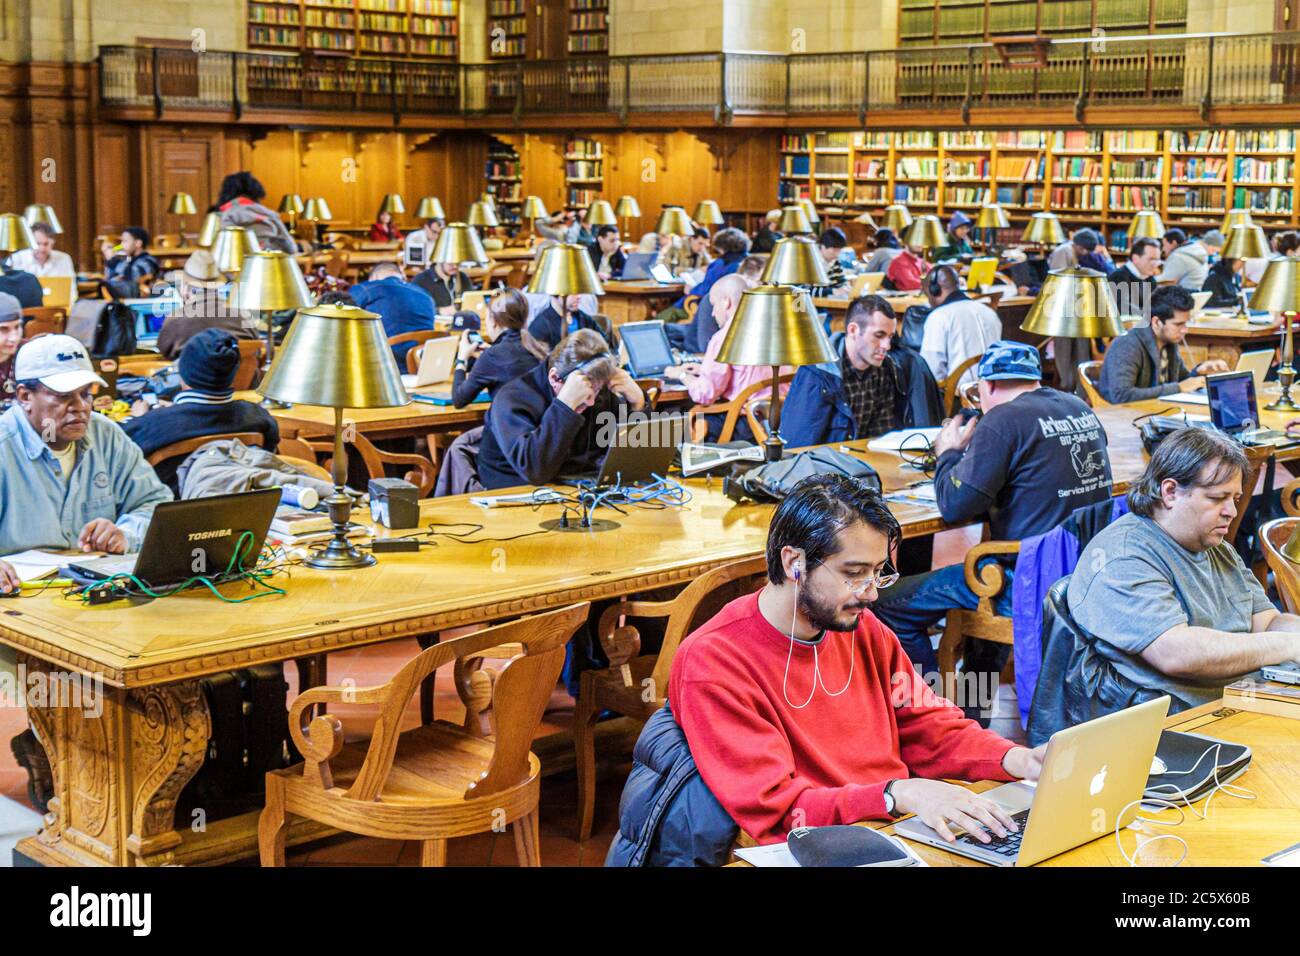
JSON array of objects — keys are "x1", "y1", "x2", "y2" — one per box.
[
  {"x1": 467, "y1": 201, "x2": 500, "y2": 228},
  {"x1": 882, "y1": 204, "x2": 913, "y2": 233},
  {"x1": 903, "y1": 214, "x2": 947, "y2": 250},
  {"x1": 854, "y1": 211, "x2": 877, "y2": 227},
  {"x1": 431, "y1": 223, "x2": 489, "y2": 266},
  {"x1": 586, "y1": 199, "x2": 618, "y2": 227},
  {"x1": 23, "y1": 204, "x2": 63, "y2": 233},
  {"x1": 1021, "y1": 267, "x2": 1124, "y2": 338},
  {"x1": 760, "y1": 236, "x2": 830, "y2": 287},
  {"x1": 1223, "y1": 224, "x2": 1271, "y2": 260},
  {"x1": 1249, "y1": 257, "x2": 1300, "y2": 313},
  {"x1": 1222, "y1": 208, "x2": 1254, "y2": 233},
  {"x1": 975, "y1": 204, "x2": 1011, "y2": 230},
  {"x1": 693, "y1": 200, "x2": 725, "y2": 226},
  {"x1": 232, "y1": 251, "x2": 313, "y2": 312},
  {"x1": 196, "y1": 212, "x2": 222, "y2": 248},
  {"x1": 798, "y1": 198, "x2": 821, "y2": 225},
  {"x1": 416, "y1": 196, "x2": 446, "y2": 220},
  {"x1": 717, "y1": 285, "x2": 836, "y2": 367},
  {"x1": 0, "y1": 213, "x2": 37, "y2": 254},
  {"x1": 654, "y1": 206, "x2": 694, "y2": 237},
  {"x1": 378, "y1": 194, "x2": 406, "y2": 217},
  {"x1": 527, "y1": 243, "x2": 605, "y2": 297},
  {"x1": 522, "y1": 195, "x2": 549, "y2": 219},
  {"x1": 303, "y1": 197, "x2": 333, "y2": 222},
  {"x1": 615, "y1": 196, "x2": 642, "y2": 219},
  {"x1": 1130, "y1": 210, "x2": 1166, "y2": 241},
  {"x1": 212, "y1": 227, "x2": 261, "y2": 276},
  {"x1": 1023, "y1": 212, "x2": 1066, "y2": 246},
  {"x1": 259, "y1": 303, "x2": 409, "y2": 410},
  {"x1": 278, "y1": 193, "x2": 305, "y2": 216},
  {"x1": 168, "y1": 192, "x2": 197, "y2": 217},
  {"x1": 777, "y1": 206, "x2": 814, "y2": 235},
  {"x1": 480, "y1": 193, "x2": 496, "y2": 208}
]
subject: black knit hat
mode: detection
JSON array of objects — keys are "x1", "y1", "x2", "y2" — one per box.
[{"x1": 178, "y1": 328, "x2": 241, "y2": 394}]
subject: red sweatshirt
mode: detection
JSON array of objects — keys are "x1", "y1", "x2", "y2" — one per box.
[{"x1": 668, "y1": 591, "x2": 1017, "y2": 844}]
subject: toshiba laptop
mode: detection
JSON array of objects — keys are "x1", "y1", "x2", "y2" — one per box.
[
  {"x1": 894, "y1": 696, "x2": 1170, "y2": 866},
  {"x1": 1205, "y1": 370, "x2": 1289, "y2": 445},
  {"x1": 584, "y1": 413, "x2": 687, "y2": 488},
  {"x1": 1169, "y1": 348, "x2": 1275, "y2": 406},
  {"x1": 621, "y1": 251, "x2": 659, "y2": 281},
  {"x1": 401, "y1": 334, "x2": 459, "y2": 390},
  {"x1": 69, "y1": 489, "x2": 280, "y2": 588}
]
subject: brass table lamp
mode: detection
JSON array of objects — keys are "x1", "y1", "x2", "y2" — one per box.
[
  {"x1": 303, "y1": 197, "x2": 333, "y2": 245},
  {"x1": 1021, "y1": 267, "x2": 1124, "y2": 339},
  {"x1": 1222, "y1": 225, "x2": 1271, "y2": 317},
  {"x1": 277, "y1": 194, "x2": 305, "y2": 237},
  {"x1": 615, "y1": 195, "x2": 641, "y2": 237},
  {"x1": 23, "y1": 204, "x2": 62, "y2": 234},
  {"x1": 1252, "y1": 257, "x2": 1300, "y2": 411},
  {"x1": 0, "y1": 213, "x2": 36, "y2": 264},
  {"x1": 904, "y1": 214, "x2": 947, "y2": 261},
  {"x1": 467, "y1": 201, "x2": 500, "y2": 229},
  {"x1": 527, "y1": 243, "x2": 604, "y2": 335},
  {"x1": 168, "y1": 192, "x2": 197, "y2": 236},
  {"x1": 1130, "y1": 210, "x2": 1166, "y2": 241},
  {"x1": 197, "y1": 212, "x2": 223, "y2": 249},
  {"x1": 1222, "y1": 208, "x2": 1254, "y2": 233},
  {"x1": 716, "y1": 285, "x2": 837, "y2": 461},
  {"x1": 522, "y1": 196, "x2": 549, "y2": 241},
  {"x1": 798, "y1": 198, "x2": 821, "y2": 229},
  {"x1": 777, "y1": 205, "x2": 814, "y2": 235},
  {"x1": 882, "y1": 204, "x2": 913, "y2": 234},
  {"x1": 258, "y1": 303, "x2": 410, "y2": 571},
  {"x1": 430, "y1": 222, "x2": 490, "y2": 301},
  {"x1": 586, "y1": 199, "x2": 618, "y2": 228},
  {"x1": 233, "y1": 250, "x2": 315, "y2": 410},
  {"x1": 975, "y1": 204, "x2": 1010, "y2": 253},
  {"x1": 212, "y1": 227, "x2": 261, "y2": 278},
  {"x1": 416, "y1": 197, "x2": 446, "y2": 221},
  {"x1": 1023, "y1": 211, "x2": 1066, "y2": 248},
  {"x1": 693, "y1": 200, "x2": 725, "y2": 234},
  {"x1": 379, "y1": 193, "x2": 405, "y2": 217},
  {"x1": 760, "y1": 236, "x2": 830, "y2": 287},
  {"x1": 653, "y1": 206, "x2": 694, "y2": 238}
]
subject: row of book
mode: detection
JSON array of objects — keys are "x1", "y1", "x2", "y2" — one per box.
[
  {"x1": 896, "y1": 131, "x2": 937, "y2": 148},
  {"x1": 814, "y1": 155, "x2": 850, "y2": 176},
  {"x1": 896, "y1": 157, "x2": 940, "y2": 179},
  {"x1": 853, "y1": 132, "x2": 891, "y2": 149},
  {"x1": 567, "y1": 138, "x2": 603, "y2": 157},
  {"x1": 1170, "y1": 158, "x2": 1227, "y2": 182},
  {"x1": 893, "y1": 184, "x2": 938, "y2": 203},
  {"x1": 1049, "y1": 185, "x2": 1104, "y2": 209},
  {"x1": 1110, "y1": 159, "x2": 1162, "y2": 180},
  {"x1": 1169, "y1": 129, "x2": 1229, "y2": 152},
  {"x1": 1234, "y1": 157, "x2": 1293, "y2": 183},
  {"x1": 1233, "y1": 187, "x2": 1294, "y2": 212},
  {"x1": 1237, "y1": 129, "x2": 1296, "y2": 152},
  {"x1": 412, "y1": 0, "x2": 458, "y2": 13},
  {"x1": 360, "y1": 13, "x2": 408, "y2": 30},
  {"x1": 1053, "y1": 130, "x2": 1103, "y2": 152},
  {"x1": 780, "y1": 156, "x2": 811, "y2": 177},
  {"x1": 780, "y1": 134, "x2": 812, "y2": 152},
  {"x1": 567, "y1": 188, "x2": 601, "y2": 207},
  {"x1": 1110, "y1": 185, "x2": 1161, "y2": 210},
  {"x1": 777, "y1": 181, "x2": 810, "y2": 202},
  {"x1": 996, "y1": 156, "x2": 1045, "y2": 180},
  {"x1": 853, "y1": 185, "x2": 889, "y2": 204},
  {"x1": 945, "y1": 158, "x2": 989, "y2": 179},
  {"x1": 565, "y1": 160, "x2": 602, "y2": 179},
  {"x1": 814, "y1": 183, "x2": 850, "y2": 204},
  {"x1": 1168, "y1": 187, "x2": 1226, "y2": 211},
  {"x1": 485, "y1": 160, "x2": 519, "y2": 178},
  {"x1": 250, "y1": 4, "x2": 301, "y2": 24},
  {"x1": 568, "y1": 33, "x2": 608, "y2": 52},
  {"x1": 489, "y1": 0, "x2": 525, "y2": 14},
  {"x1": 941, "y1": 131, "x2": 991, "y2": 148},
  {"x1": 304, "y1": 10, "x2": 353, "y2": 26},
  {"x1": 1052, "y1": 157, "x2": 1103, "y2": 181},
  {"x1": 570, "y1": 12, "x2": 607, "y2": 30},
  {"x1": 853, "y1": 159, "x2": 887, "y2": 179},
  {"x1": 947, "y1": 186, "x2": 990, "y2": 206},
  {"x1": 571, "y1": 0, "x2": 609, "y2": 8},
  {"x1": 412, "y1": 16, "x2": 456, "y2": 33}
]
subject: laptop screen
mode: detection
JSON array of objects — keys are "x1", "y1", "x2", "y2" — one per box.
[
  {"x1": 621, "y1": 322, "x2": 674, "y2": 376},
  {"x1": 1207, "y1": 371, "x2": 1259, "y2": 433},
  {"x1": 125, "y1": 296, "x2": 181, "y2": 337}
]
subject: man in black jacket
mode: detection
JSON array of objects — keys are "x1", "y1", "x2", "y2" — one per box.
[
  {"x1": 587, "y1": 225, "x2": 627, "y2": 280},
  {"x1": 527, "y1": 293, "x2": 611, "y2": 351},
  {"x1": 1098, "y1": 284, "x2": 1228, "y2": 404},
  {"x1": 477, "y1": 329, "x2": 645, "y2": 489},
  {"x1": 1108, "y1": 237, "x2": 1162, "y2": 318},
  {"x1": 122, "y1": 328, "x2": 279, "y2": 494}
]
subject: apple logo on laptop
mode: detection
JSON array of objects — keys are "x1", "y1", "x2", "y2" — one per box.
[
  {"x1": 1089, "y1": 765, "x2": 1108, "y2": 796},
  {"x1": 1051, "y1": 742, "x2": 1077, "y2": 783}
]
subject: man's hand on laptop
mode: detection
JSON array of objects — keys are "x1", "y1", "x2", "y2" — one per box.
[
  {"x1": 1178, "y1": 376, "x2": 1205, "y2": 393},
  {"x1": 78, "y1": 519, "x2": 126, "y2": 554},
  {"x1": 1002, "y1": 743, "x2": 1047, "y2": 783},
  {"x1": 0, "y1": 560, "x2": 20, "y2": 594},
  {"x1": 889, "y1": 778, "x2": 1019, "y2": 844},
  {"x1": 1192, "y1": 359, "x2": 1229, "y2": 376}
]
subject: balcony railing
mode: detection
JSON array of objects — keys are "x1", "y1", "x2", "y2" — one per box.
[{"x1": 98, "y1": 31, "x2": 1300, "y2": 121}]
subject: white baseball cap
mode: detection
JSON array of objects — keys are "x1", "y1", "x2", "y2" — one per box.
[{"x1": 14, "y1": 334, "x2": 107, "y2": 393}]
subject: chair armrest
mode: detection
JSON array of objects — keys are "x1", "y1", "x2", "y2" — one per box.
[{"x1": 962, "y1": 540, "x2": 1021, "y2": 598}]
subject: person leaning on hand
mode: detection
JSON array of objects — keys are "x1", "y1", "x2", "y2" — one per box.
[{"x1": 0, "y1": 335, "x2": 172, "y2": 592}]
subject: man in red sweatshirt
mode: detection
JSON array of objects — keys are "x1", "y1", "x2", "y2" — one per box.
[{"x1": 669, "y1": 475, "x2": 1046, "y2": 846}]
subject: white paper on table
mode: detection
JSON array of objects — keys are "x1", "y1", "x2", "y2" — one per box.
[
  {"x1": 0, "y1": 550, "x2": 65, "y2": 582},
  {"x1": 867, "y1": 427, "x2": 942, "y2": 455},
  {"x1": 1263, "y1": 842, "x2": 1300, "y2": 866},
  {"x1": 1166, "y1": 392, "x2": 1209, "y2": 405}
]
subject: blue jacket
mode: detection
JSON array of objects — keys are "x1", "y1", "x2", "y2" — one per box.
[
  {"x1": 781, "y1": 334, "x2": 944, "y2": 448},
  {"x1": 526, "y1": 306, "x2": 609, "y2": 352},
  {"x1": 605, "y1": 703, "x2": 738, "y2": 867},
  {"x1": 685, "y1": 251, "x2": 745, "y2": 300},
  {"x1": 349, "y1": 276, "x2": 436, "y2": 365}
]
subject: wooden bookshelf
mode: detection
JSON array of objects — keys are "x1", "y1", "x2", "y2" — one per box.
[
  {"x1": 780, "y1": 127, "x2": 1300, "y2": 249},
  {"x1": 898, "y1": 0, "x2": 1188, "y2": 46},
  {"x1": 249, "y1": 0, "x2": 459, "y2": 59},
  {"x1": 488, "y1": 0, "x2": 528, "y2": 59},
  {"x1": 486, "y1": 137, "x2": 523, "y2": 226},
  {"x1": 568, "y1": 0, "x2": 609, "y2": 55},
  {"x1": 565, "y1": 136, "x2": 604, "y2": 207}
]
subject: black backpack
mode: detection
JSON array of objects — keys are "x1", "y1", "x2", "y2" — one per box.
[
  {"x1": 65, "y1": 299, "x2": 137, "y2": 358},
  {"x1": 723, "y1": 448, "x2": 881, "y2": 504}
]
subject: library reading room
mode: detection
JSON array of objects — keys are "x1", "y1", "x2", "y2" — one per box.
[{"x1": 1, "y1": 0, "x2": 1300, "y2": 906}]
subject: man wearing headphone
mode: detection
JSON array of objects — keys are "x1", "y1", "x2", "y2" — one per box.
[
  {"x1": 669, "y1": 475, "x2": 1046, "y2": 846},
  {"x1": 918, "y1": 265, "x2": 1001, "y2": 391}
]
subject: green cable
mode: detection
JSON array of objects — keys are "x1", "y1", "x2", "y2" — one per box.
[{"x1": 83, "y1": 530, "x2": 288, "y2": 605}]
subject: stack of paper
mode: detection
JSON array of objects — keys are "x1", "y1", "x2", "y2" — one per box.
[{"x1": 0, "y1": 550, "x2": 65, "y2": 582}]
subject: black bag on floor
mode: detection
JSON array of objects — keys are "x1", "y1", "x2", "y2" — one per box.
[{"x1": 723, "y1": 448, "x2": 881, "y2": 504}]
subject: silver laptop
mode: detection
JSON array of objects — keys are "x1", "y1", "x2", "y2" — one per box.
[
  {"x1": 401, "y1": 335, "x2": 459, "y2": 389},
  {"x1": 1169, "y1": 348, "x2": 1274, "y2": 406},
  {"x1": 894, "y1": 696, "x2": 1170, "y2": 866}
]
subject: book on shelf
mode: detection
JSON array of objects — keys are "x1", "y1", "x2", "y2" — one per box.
[
  {"x1": 996, "y1": 130, "x2": 1046, "y2": 149},
  {"x1": 852, "y1": 132, "x2": 892, "y2": 149},
  {"x1": 1108, "y1": 130, "x2": 1161, "y2": 153},
  {"x1": 1052, "y1": 130, "x2": 1102, "y2": 152},
  {"x1": 777, "y1": 181, "x2": 811, "y2": 202},
  {"x1": 1108, "y1": 185, "x2": 1161, "y2": 211},
  {"x1": 1233, "y1": 156, "x2": 1293, "y2": 183},
  {"x1": 1110, "y1": 158, "x2": 1163, "y2": 180},
  {"x1": 814, "y1": 154, "x2": 849, "y2": 177},
  {"x1": 1169, "y1": 129, "x2": 1228, "y2": 152},
  {"x1": 781, "y1": 155, "x2": 811, "y2": 177},
  {"x1": 1049, "y1": 185, "x2": 1103, "y2": 209},
  {"x1": 853, "y1": 158, "x2": 886, "y2": 179},
  {"x1": 1170, "y1": 157, "x2": 1226, "y2": 182},
  {"x1": 896, "y1": 131, "x2": 936, "y2": 149},
  {"x1": 815, "y1": 182, "x2": 850, "y2": 204},
  {"x1": 892, "y1": 184, "x2": 937, "y2": 204},
  {"x1": 1232, "y1": 186, "x2": 1293, "y2": 213},
  {"x1": 781, "y1": 134, "x2": 812, "y2": 152},
  {"x1": 1167, "y1": 186, "x2": 1227, "y2": 212},
  {"x1": 1235, "y1": 129, "x2": 1297, "y2": 152},
  {"x1": 945, "y1": 157, "x2": 989, "y2": 179},
  {"x1": 895, "y1": 156, "x2": 939, "y2": 179},
  {"x1": 942, "y1": 131, "x2": 991, "y2": 149},
  {"x1": 1052, "y1": 156, "x2": 1103, "y2": 181},
  {"x1": 995, "y1": 156, "x2": 1043, "y2": 180},
  {"x1": 813, "y1": 132, "x2": 852, "y2": 150},
  {"x1": 853, "y1": 185, "x2": 888, "y2": 205}
]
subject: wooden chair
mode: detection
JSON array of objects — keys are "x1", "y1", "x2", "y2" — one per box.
[
  {"x1": 938, "y1": 354, "x2": 981, "y2": 417},
  {"x1": 958, "y1": 380, "x2": 981, "y2": 411},
  {"x1": 633, "y1": 378, "x2": 661, "y2": 412},
  {"x1": 688, "y1": 372, "x2": 794, "y2": 443},
  {"x1": 21, "y1": 306, "x2": 66, "y2": 339},
  {"x1": 682, "y1": 295, "x2": 701, "y2": 321},
  {"x1": 575, "y1": 556, "x2": 766, "y2": 841},
  {"x1": 935, "y1": 540, "x2": 1019, "y2": 705},
  {"x1": 307, "y1": 430, "x2": 437, "y2": 497},
  {"x1": 233, "y1": 339, "x2": 264, "y2": 391},
  {"x1": 1076, "y1": 360, "x2": 1109, "y2": 408},
  {"x1": 145, "y1": 431, "x2": 264, "y2": 468},
  {"x1": 1228, "y1": 444, "x2": 1273, "y2": 548},
  {"x1": 397, "y1": 330, "x2": 451, "y2": 374},
  {"x1": 259, "y1": 603, "x2": 589, "y2": 868},
  {"x1": 322, "y1": 248, "x2": 351, "y2": 278},
  {"x1": 1261, "y1": 517, "x2": 1300, "y2": 614}
]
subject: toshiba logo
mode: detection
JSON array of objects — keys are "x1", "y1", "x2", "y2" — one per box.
[{"x1": 187, "y1": 529, "x2": 232, "y2": 542}]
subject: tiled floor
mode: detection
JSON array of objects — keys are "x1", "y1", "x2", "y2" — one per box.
[{"x1": 0, "y1": 525, "x2": 1024, "y2": 867}]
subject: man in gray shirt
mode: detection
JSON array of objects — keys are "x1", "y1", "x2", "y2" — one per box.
[
  {"x1": 1159, "y1": 228, "x2": 1210, "y2": 291},
  {"x1": 1068, "y1": 428, "x2": 1300, "y2": 711}
]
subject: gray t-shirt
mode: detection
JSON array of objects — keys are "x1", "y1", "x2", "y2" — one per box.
[{"x1": 1067, "y1": 512, "x2": 1273, "y2": 709}]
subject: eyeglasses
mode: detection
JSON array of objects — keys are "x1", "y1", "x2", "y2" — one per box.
[{"x1": 809, "y1": 560, "x2": 899, "y2": 594}]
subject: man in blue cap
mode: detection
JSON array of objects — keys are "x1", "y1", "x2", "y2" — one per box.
[
  {"x1": 872, "y1": 340, "x2": 1114, "y2": 721},
  {"x1": 936, "y1": 210, "x2": 974, "y2": 261}
]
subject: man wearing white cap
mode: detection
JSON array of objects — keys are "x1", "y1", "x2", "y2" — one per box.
[{"x1": 0, "y1": 334, "x2": 171, "y2": 592}]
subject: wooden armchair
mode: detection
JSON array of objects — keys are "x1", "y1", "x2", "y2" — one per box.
[
  {"x1": 259, "y1": 603, "x2": 589, "y2": 867},
  {"x1": 575, "y1": 556, "x2": 766, "y2": 841},
  {"x1": 688, "y1": 372, "x2": 794, "y2": 444},
  {"x1": 935, "y1": 540, "x2": 1019, "y2": 706},
  {"x1": 633, "y1": 378, "x2": 661, "y2": 412},
  {"x1": 1261, "y1": 518, "x2": 1300, "y2": 614},
  {"x1": 233, "y1": 339, "x2": 264, "y2": 391},
  {"x1": 682, "y1": 295, "x2": 701, "y2": 321},
  {"x1": 307, "y1": 430, "x2": 437, "y2": 497},
  {"x1": 1076, "y1": 360, "x2": 1108, "y2": 408},
  {"x1": 145, "y1": 431, "x2": 264, "y2": 468},
  {"x1": 938, "y1": 354, "x2": 981, "y2": 417},
  {"x1": 397, "y1": 330, "x2": 451, "y2": 374},
  {"x1": 21, "y1": 306, "x2": 66, "y2": 339}
]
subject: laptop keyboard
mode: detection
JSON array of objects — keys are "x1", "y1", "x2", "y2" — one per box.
[{"x1": 953, "y1": 809, "x2": 1029, "y2": 859}]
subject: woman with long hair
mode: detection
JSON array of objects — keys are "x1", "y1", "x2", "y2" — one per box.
[{"x1": 215, "y1": 171, "x2": 298, "y2": 254}]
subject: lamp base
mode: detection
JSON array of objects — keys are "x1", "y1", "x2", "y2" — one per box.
[
  {"x1": 261, "y1": 397, "x2": 292, "y2": 410},
  {"x1": 763, "y1": 436, "x2": 786, "y2": 463},
  {"x1": 1266, "y1": 365, "x2": 1299, "y2": 412},
  {"x1": 539, "y1": 517, "x2": 620, "y2": 533},
  {"x1": 1264, "y1": 396, "x2": 1300, "y2": 412},
  {"x1": 305, "y1": 544, "x2": 376, "y2": 571}
]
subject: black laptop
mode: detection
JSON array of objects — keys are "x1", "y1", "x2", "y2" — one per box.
[
  {"x1": 1205, "y1": 371, "x2": 1289, "y2": 446},
  {"x1": 591, "y1": 413, "x2": 687, "y2": 488},
  {"x1": 69, "y1": 489, "x2": 281, "y2": 587},
  {"x1": 621, "y1": 320, "x2": 679, "y2": 379}
]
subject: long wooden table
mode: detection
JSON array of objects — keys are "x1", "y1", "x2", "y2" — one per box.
[
  {"x1": 732, "y1": 701, "x2": 1300, "y2": 867},
  {"x1": 600, "y1": 280, "x2": 685, "y2": 327}
]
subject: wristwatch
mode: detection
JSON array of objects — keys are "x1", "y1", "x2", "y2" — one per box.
[
  {"x1": 882, "y1": 779, "x2": 902, "y2": 819},
  {"x1": 454, "y1": 359, "x2": 468, "y2": 372}
]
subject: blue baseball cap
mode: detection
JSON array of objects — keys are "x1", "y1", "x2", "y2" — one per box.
[{"x1": 978, "y1": 340, "x2": 1042, "y2": 381}]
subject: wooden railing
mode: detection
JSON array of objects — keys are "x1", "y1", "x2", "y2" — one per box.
[{"x1": 98, "y1": 31, "x2": 1300, "y2": 121}]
